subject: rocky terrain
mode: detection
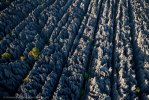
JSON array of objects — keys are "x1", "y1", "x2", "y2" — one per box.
[{"x1": 0, "y1": 0, "x2": 149, "y2": 99}]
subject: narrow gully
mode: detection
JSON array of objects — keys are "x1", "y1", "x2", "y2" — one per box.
[
  {"x1": 80, "y1": 0, "x2": 105, "y2": 99},
  {"x1": 50, "y1": 0, "x2": 91, "y2": 99},
  {"x1": 110, "y1": 0, "x2": 120, "y2": 99},
  {"x1": 128, "y1": 0, "x2": 146, "y2": 99}
]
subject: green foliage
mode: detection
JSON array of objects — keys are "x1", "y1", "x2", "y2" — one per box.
[
  {"x1": 1, "y1": 52, "x2": 11, "y2": 59},
  {"x1": 20, "y1": 56, "x2": 25, "y2": 61},
  {"x1": 80, "y1": 89, "x2": 85, "y2": 99},
  {"x1": 29, "y1": 47, "x2": 40, "y2": 59},
  {"x1": 135, "y1": 87, "x2": 140, "y2": 93},
  {"x1": 92, "y1": 0, "x2": 96, "y2": 3},
  {"x1": 83, "y1": 72, "x2": 89, "y2": 80},
  {"x1": 24, "y1": 75, "x2": 29, "y2": 82}
]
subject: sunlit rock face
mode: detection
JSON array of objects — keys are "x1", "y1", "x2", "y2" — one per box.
[{"x1": 0, "y1": 0, "x2": 148, "y2": 99}]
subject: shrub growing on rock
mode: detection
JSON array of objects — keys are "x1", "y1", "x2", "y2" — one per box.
[
  {"x1": 29, "y1": 47, "x2": 40, "y2": 59},
  {"x1": 1, "y1": 52, "x2": 11, "y2": 59}
]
